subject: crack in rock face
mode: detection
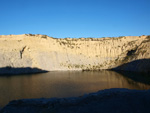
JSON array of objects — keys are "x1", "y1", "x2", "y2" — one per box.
[{"x1": 20, "y1": 46, "x2": 26, "y2": 59}]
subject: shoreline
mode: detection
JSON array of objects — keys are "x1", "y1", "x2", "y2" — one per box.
[{"x1": 1, "y1": 88, "x2": 150, "y2": 113}]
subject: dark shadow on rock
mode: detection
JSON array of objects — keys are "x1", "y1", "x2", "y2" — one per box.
[
  {"x1": 111, "y1": 58, "x2": 150, "y2": 73},
  {"x1": 111, "y1": 59, "x2": 150, "y2": 85},
  {"x1": 0, "y1": 67, "x2": 48, "y2": 75},
  {"x1": 112, "y1": 70, "x2": 150, "y2": 85},
  {"x1": 1, "y1": 88, "x2": 150, "y2": 113}
]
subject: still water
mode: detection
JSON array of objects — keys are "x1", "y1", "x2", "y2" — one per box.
[{"x1": 0, "y1": 70, "x2": 150, "y2": 107}]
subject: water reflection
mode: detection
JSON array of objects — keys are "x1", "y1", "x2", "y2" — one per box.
[{"x1": 0, "y1": 70, "x2": 150, "y2": 107}]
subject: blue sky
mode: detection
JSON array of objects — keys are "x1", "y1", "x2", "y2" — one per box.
[{"x1": 0, "y1": 0, "x2": 150, "y2": 38}]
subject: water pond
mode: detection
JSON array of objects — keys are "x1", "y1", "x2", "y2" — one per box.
[{"x1": 0, "y1": 70, "x2": 150, "y2": 107}]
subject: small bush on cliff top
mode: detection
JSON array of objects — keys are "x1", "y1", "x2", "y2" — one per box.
[
  {"x1": 28, "y1": 34, "x2": 35, "y2": 36},
  {"x1": 25, "y1": 34, "x2": 36, "y2": 36},
  {"x1": 41, "y1": 35, "x2": 47, "y2": 39},
  {"x1": 146, "y1": 35, "x2": 150, "y2": 39}
]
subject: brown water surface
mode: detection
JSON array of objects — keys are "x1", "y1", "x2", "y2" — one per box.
[{"x1": 0, "y1": 70, "x2": 150, "y2": 107}]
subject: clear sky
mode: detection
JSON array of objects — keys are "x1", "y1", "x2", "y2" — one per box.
[{"x1": 0, "y1": 0, "x2": 150, "y2": 38}]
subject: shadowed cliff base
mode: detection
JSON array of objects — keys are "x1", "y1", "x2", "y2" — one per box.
[
  {"x1": 114, "y1": 70, "x2": 150, "y2": 85},
  {"x1": 0, "y1": 67, "x2": 48, "y2": 75},
  {"x1": 0, "y1": 88, "x2": 150, "y2": 113},
  {"x1": 110, "y1": 59, "x2": 150, "y2": 85},
  {"x1": 113, "y1": 70, "x2": 150, "y2": 85},
  {"x1": 111, "y1": 59, "x2": 150, "y2": 73}
]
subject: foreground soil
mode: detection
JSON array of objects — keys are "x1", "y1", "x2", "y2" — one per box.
[{"x1": 0, "y1": 88, "x2": 150, "y2": 113}]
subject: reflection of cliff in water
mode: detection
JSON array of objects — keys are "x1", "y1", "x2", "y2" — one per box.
[
  {"x1": 0, "y1": 70, "x2": 150, "y2": 107},
  {"x1": 114, "y1": 70, "x2": 150, "y2": 85},
  {"x1": 88, "y1": 70, "x2": 150, "y2": 90}
]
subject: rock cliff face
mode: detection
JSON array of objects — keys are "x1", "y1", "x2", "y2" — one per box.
[{"x1": 0, "y1": 34, "x2": 150, "y2": 72}]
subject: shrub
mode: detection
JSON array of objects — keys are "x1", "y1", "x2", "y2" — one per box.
[
  {"x1": 146, "y1": 35, "x2": 150, "y2": 39},
  {"x1": 28, "y1": 34, "x2": 35, "y2": 36},
  {"x1": 41, "y1": 35, "x2": 47, "y2": 39}
]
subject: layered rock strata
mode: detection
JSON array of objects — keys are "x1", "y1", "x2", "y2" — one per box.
[{"x1": 0, "y1": 34, "x2": 150, "y2": 72}]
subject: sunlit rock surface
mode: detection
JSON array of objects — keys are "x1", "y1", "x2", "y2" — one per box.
[
  {"x1": 0, "y1": 34, "x2": 150, "y2": 72},
  {"x1": 1, "y1": 88, "x2": 150, "y2": 113}
]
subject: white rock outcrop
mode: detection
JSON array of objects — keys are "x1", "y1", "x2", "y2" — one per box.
[{"x1": 0, "y1": 34, "x2": 150, "y2": 72}]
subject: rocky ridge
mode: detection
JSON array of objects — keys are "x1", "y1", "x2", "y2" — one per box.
[
  {"x1": 1, "y1": 88, "x2": 150, "y2": 113},
  {"x1": 0, "y1": 34, "x2": 150, "y2": 73}
]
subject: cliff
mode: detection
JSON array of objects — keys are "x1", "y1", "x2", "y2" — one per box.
[{"x1": 0, "y1": 34, "x2": 150, "y2": 73}]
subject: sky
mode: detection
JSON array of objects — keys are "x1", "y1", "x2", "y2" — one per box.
[{"x1": 0, "y1": 0, "x2": 150, "y2": 38}]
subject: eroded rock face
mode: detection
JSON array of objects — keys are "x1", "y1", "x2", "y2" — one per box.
[{"x1": 0, "y1": 34, "x2": 150, "y2": 72}]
